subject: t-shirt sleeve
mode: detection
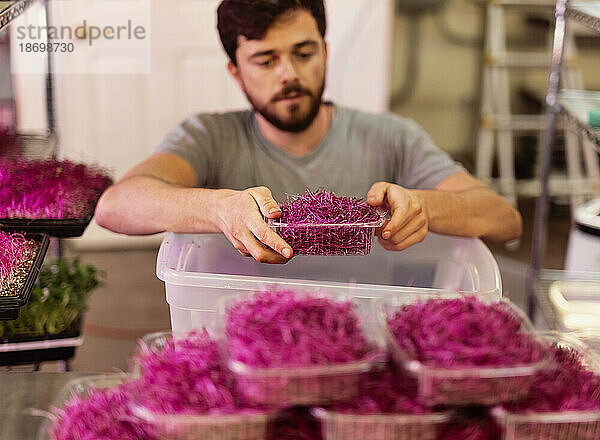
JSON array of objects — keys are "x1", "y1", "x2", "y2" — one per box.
[
  {"x1": 154, "y1": 114, "x2": 215, "y2": 187},
  {"x1": 394, "y1": 118, "x2": 466, "y2": 189}
]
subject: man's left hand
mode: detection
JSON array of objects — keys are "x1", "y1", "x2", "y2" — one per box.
[{"x1": 366, "y1": 182, "x2": 429, "y2": 251}]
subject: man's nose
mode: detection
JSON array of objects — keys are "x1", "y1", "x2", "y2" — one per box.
[{"x1": 277, "y1": 55, "x2": 299, "y2": 83}]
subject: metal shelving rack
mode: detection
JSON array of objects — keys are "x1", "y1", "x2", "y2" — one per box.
[
  {"x1": 0, "y1": 0, "x2": 78, "y2": 372},
  {"x1": 1, "y1": 1, "x2": 56, "y2": 161},
  {"x1": 528, "y1": 0, "x2": 600, "y2": 324}
]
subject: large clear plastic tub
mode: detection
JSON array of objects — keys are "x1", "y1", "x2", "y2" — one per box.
[
  {"x1": 312, "y1": 408, "x2": 452, "y2": 440},
  {"x1": 157, "y1": 232, "x2": 501, "y2": 332},
  {"x1": 218, "y1": 289, "x2": 386, "y2": 407},
  {"x1": 491, "y1": 333, "x2": 600, "y2": 440},
  {"x1": 378, "y1": 292, "x2": 550, "y2": 407}
]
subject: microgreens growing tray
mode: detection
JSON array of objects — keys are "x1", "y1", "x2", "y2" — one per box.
[
  {"x1": 0, "y1": 232, "x2": 50, "y2": 320},
  {"x1": 0, "y1": 214, "x2": 94, "y2": 238}
]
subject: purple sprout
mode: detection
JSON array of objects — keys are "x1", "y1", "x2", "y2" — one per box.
[
  {"x1": 226, "y1": 289, "x2": 374, "y2": 368},
  {"x1": 273, "y1": 189, "x2": 383, "y2": 255},
  {"x1": 49, "y1": 380, "x2": 156, "y2": 440},
  {"x1": 0, "y1": 158, "x2": 112, "y2": 219}
]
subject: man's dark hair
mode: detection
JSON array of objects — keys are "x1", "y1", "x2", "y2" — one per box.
[{"x1": 217, "y1": 0, "x2": 327, "y2": 66}]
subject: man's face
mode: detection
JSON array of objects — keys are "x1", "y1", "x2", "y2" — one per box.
[{"x1": 229, "y1": 9, "x2": 327, "y2": 133}]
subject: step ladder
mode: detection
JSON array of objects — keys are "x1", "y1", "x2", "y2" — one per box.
[{"x1": 474, "y1": 0, "x2": 597, "y2": 209}]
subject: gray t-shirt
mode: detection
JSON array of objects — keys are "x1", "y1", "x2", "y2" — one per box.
[{"x1": 156, "y1": 104, "x2": 465, "y2": 202}]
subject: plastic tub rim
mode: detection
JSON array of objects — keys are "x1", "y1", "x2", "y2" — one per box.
[{"x1": 156, "y1": 232, "x2": 503, "y2": 296}]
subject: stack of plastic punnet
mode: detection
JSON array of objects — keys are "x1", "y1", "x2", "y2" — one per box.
[
  {"x1": 152, "y1": 232, "x2": 503, "y2": 439},
  {"x1": 492, "y1": 333, "x2": 600, "y2": 440},
  {"x1": 218, "y1": 287, "x2": 454, "y2": 440}
]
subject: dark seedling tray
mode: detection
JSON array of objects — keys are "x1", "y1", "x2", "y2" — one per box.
[
  {"x1": 0, "y1": 232, "x2": 50, "y2": 320},
  {"x1": 0, "y1": 215, "x2": 94, "y2": 238}
]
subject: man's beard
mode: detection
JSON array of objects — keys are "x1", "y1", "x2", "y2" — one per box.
[{"x1": 246, "y1": 78, "x2": 326, "y2": 133}]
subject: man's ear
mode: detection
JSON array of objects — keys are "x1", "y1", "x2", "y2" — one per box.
[{"x1": 227, "y1": 61, "x2": 245, "y2": 92}]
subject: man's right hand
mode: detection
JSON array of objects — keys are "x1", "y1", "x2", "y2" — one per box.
[{"x1": 216, "y1": 186, "x2": 293, "y2": 264}]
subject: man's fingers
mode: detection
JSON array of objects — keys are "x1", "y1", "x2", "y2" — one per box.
[
  {"x1": 380, "y1": 204, "x2": 416, "y2": 240},
  {"x1": 366, "y1": 182, "x2": 390, "y2": 207},
  {"x1": 223, "y1": 232, "x2": 252, "y2": 257},
  {"x1": 378, "y1": 226, "x2": 427, "y2": 251},
  {"x1": 248, "y1": 219, "x2": 293, "y2": 259},
  {"x1": 238, "y1": 230, "x2": 290, "y2": 264},
  {"x1": 383, "y1": 215, "x2": 426, "y2": 245},
  {"x1": 248, "y1": 186, "x2": 282, "y2": 219}
]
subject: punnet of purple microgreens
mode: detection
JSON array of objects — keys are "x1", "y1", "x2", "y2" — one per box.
[
  {"x1": 133, "y1": 329, "x2": 260, "y2": 416},
  {"x1": 49, "y1": 380, "x2": 157, "y2": 440},
  {"x1": 0, "y1": 230, "x2": 38, "y2": 295},
  {"x1": 385, "y1": 296, "x2": 548, "y2": 406},
  {"x1": 502, "y1": 343, "x2": 600, "y2": 413},
  {"x1": 387, "y1": 296, "x2": 545, "y2": 368},
  {"x1": 272, "y1": 189, "x2": 384, "y2": 255},
  {"x1": 226, "y1": 289, "x2": 376, "y2": 368},
  {"x1": 226, "y1": 289, "x2": 380, "y2": 406},
  {"x1": 0, "y1": 157, "x2": 112, "y2": 219}
]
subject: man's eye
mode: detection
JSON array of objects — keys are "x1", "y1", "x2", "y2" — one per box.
[
  {"x1": 258, "y1": 58, "x2": 275, "y2": 67},
  {"x1": 297, "y1": 51, "x2": 314, "y2": 59}
]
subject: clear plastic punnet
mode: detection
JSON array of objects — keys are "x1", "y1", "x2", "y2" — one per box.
[
  {"x1": 377, "y1": 292, "x2": 551, "y2": 407},
  {"x1": 157, "y1": 232, "x2": 502, "y2": 331},
  {"x1": 312, "y1": 407, "x2": 452, "y2": 440},
  {"x1": 492, "y1": 333, "x2": 600, "y2": 440},
  {"x1": 217, "y1": 289, "x2": 387, "y2": 408},
  {"x1": 131, "y1": 331, "x2": 274, "y2": 440},
  {"x1": 268, "y1": 217, "x2": 385, "y2": 256}
]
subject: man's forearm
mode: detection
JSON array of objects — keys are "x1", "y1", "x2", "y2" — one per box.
[
  {"x1": 95, "y1": 175, "x2": 230, "y2": 235},
  {"x1": 413, "y1": 188, "x2": 522, "y2": 242}
]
